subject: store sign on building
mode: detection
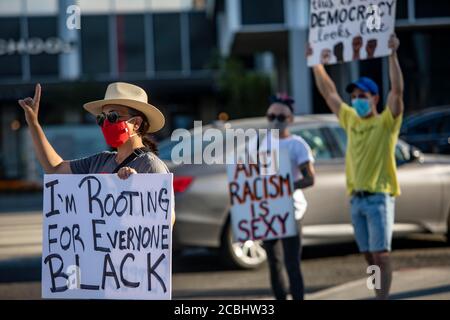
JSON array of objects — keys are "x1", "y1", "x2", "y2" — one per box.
[{"x1": 0, "y1": 37, "x2": 76, "y2": 56}]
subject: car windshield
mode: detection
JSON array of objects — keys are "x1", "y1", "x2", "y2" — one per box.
[
  {"x1": 159, "y1": 130, "x2": 210, "y2": 161},
  {"x1": 289, "y1": 126, "x2": 334, "y2": 160},
  {"x1": 328, "y1": 125, "x2": 415, "y2": 165}
]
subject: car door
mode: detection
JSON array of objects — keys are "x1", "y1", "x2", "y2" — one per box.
[
  {"x1": 289, "y1": 124, "x2": 350, "y2": 226},
  {"x1": 394, "y1": 142, "x2": 445, "y2": 230},
  {"x1": 327, "y1": 125, "x2": 444, "y2": 229}
]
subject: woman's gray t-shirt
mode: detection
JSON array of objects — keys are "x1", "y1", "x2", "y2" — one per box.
[{"x1": 69, "y1": 151, "x2": 170, "y2": 174}]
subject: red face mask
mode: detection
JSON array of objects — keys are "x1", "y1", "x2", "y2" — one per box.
[{"x1": 101, "y1": 118, "x2": 132, "y2": 148}]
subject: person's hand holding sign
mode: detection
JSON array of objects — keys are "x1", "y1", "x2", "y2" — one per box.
[
  {"x1": 117, "y1": 166, "x2": 137, "y2": 179},
  {"x1": 18, "y1": 83, "x2": 41, "y2": 126},
  {"x1": 366, "y1": 39, "x2": 378, "y2": 59},
  {"x1": 352, "y1": 36, "x2": 363, "y2": 60},
  {"x1": 320, "y1": 49, "x2": 332, "y2": 65}
]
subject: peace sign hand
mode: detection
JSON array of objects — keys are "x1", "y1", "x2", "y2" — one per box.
[{"x1": 18, "y1": 83, "x2": 41, "y2": 126}]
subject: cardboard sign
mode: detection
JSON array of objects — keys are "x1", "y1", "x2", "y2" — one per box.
[
  {"x1": 308, "y1": 0, "x2": 397, "y2": 66},
  {"x1": 227, "y1": 147, "x2": 298, "y2": 242},
  {"x1": 41, "y1": 173, "x2": 173, "y2": 300}
]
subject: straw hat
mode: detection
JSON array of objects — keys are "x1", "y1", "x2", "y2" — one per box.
[{"x1": 83, "y1": 82, "x2": 165, "y2": 133}]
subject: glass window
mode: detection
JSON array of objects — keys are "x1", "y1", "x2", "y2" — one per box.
[
  {"x1": 153, "y1": 13, "x2": 182, "y2": 72},
  {"x1": 189, "y1": 12, "x2": 215, "y2": 70},
  {"x1": 398, "y1": 28, "x2": 450, "y2": 112},
  {"x1": 290, "y1": 127, "x2": 333, "y2": 160},
  {"x1": 28, "y1": 16, "x2": 58, "y2": 76},
  {"x1": 396, "y1": 0, "x2": 408, "y2": 20},
  {"x1": 81, "y1": 15, "x2": 110, "y2": 75},
  {"x1": 440, "y1": 115, "x2": 450, "y2": 134},
  {"x1": 241, "y1": 0, "x2": 284, "y2": 25},
  {"x1": 408, "y1": 118, "x2": 440, "y2": 135},
  {"x1": 415, "y1": 0, "x2": 450, "y2": 18},
  {"x1": 0, "y1": 17, "x2": 22, "y2": 77},
  {"x1": 159, "y1": 130, "x2": 211, "y2": 162},
  {"x1": 115, "y1": 0, "x2": 147, "y2": 13},
  {"x1": 116, "y1": 14, "x2": 145, "y2": 74},
  {"x1": 329, "y1": 126, "x2": 347, "y2": 157}
]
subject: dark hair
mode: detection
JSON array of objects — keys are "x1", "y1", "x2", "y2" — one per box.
[
  {"x1": 127, "y1": 108, "x2": 159, "y2": 155},
  {"x1": 269, "y1": 93, "x2": 295, "y2": 113}
]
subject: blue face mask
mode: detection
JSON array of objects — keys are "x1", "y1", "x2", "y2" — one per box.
[{"x1": 351, "y1": 98, "x2": 372, "y2": 118}]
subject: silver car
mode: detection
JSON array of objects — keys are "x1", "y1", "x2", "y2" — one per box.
[{"x1": 160, "y1": 115, "x2": 450, "y2": 269}]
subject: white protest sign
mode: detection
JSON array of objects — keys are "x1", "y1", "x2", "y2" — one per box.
[
  {"x1": 41, "y1": 173, "x2": 173, "y2": 300},
  {"x1": 227, "y1": 145, "x2": 298, "y2": 242},
  {"x1": 308, "y1": 0, "x2": 397, "y2": 66}
]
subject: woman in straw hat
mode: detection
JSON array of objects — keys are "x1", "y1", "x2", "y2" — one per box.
[{"x1": 18, "y1": 82, "x2": 174, "y2": 224}]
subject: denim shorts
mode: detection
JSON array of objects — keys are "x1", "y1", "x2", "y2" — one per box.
[{"x1": 350, "y1": 193, "x2": 395, "y2": 253}]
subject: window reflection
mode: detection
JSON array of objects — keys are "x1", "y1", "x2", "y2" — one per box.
[
  {"x1": 153, "y1": 13, "x2": 182, "y2": 72},
  {"x1": 116, "y1": 14, "x2": 145, "y2": 74},
  {"x1": 28, "y1": 17, "x2": 58, "y2": 76},
  {"x1": 81, "y1": 15, "x2": 110, "y2": 75},
  {"x1": 0, "y1": 17, "x2": 22, "y2": 77},
  {"x1": 241, "y1": 0, "x2": 284, "y2": 25},
  {"x1": 189, "y1": 12, "x2": 215, "y2": 70}
]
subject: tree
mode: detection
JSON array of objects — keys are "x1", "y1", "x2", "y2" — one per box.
[{"x1": 216, "y1": 56, "x2": 272, "y2": 119}]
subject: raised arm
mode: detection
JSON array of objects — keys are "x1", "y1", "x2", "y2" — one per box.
[
  {"x1": 386, "y1": 34, "x2": 404, "y2": 118},
  {"x1": 18, "y1": 84, "x2": 72, "y2": 174},
  {"x1": 312, "y1": 64, "x2": 344, "y2": 116}
]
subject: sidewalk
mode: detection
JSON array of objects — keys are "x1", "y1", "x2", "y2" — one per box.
[
  {"x1": 0, "y1": 193, "x2": 42, "y2": 213},
  {"x1": 307, "y1": 267, "x2": 450, "y2": 300},
  {"x1": 0, "y1": 212, "x2": 42, "y2": 261},
  {"x1": 0, "y1": 260, "x2": 449, "y2": 300},
  {"x1": 1, "y1": 212, "x2": 449, "y2": 300}
]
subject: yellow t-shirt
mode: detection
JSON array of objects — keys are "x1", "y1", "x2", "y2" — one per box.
[{"x1": 339, "y1": 103, "x2": 403, "y2": 197}]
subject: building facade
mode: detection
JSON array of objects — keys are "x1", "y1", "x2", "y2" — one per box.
[
  {"x1": 1, "y1": 0, "x2": 450, "y2": 183},
  {"x1": 0, "y1": 0, "x2": 217, "y2": 181},
  {"x1": 209, "y1": 0, "x2": 450, "y2": 115}
]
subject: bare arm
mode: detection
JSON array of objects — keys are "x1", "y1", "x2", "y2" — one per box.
[
  {"x1": 293, "y1": 161, "x2": 315, "y2": 189},
  {"x1": 386, "y1": 34, "x2": 404, "y2": 118},
  {"x1": 18, "y1": 84, "x2": 71, "y2": 174},
  {"x1": 312, "y1": 64, "x2": 344, "y2": 116}
]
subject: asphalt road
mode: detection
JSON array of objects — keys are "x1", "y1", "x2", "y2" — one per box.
[
  {"x1": 0, "y1": 198, "x2": 449, "y2": 300},
  {"x1": 1, "y1": 233, "x2": 449, "y2": 300}
]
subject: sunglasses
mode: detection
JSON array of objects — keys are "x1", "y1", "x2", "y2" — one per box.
[
  {"x1": 96, "y1": 111, "x2": 129, "y2": 126},
  {"x1": 352, "y1": 93, "x2": 370, "y2": 99},
  {"x1": 267, "y1": 113, "x2": 288, "y2": 122}
]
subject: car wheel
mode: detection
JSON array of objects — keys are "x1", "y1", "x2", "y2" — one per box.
[{"x1": 220, "y1": 221, "x2": 267, "y2": 269}]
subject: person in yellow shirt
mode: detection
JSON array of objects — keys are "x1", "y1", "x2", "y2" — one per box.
[{"x1": 311, "y1": 34, "x2": 404, "y2": 300}]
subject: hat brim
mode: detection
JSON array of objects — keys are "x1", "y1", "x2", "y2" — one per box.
[
  {"x1": 346, "y1": 83, "x2": 369, "y2": 94},
  {"x1": 83, "y1": 99, "x2": 165, "y2": 133},
  {"x1": 346, "y1": 82, "x2": 378, "y2": 95}
]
